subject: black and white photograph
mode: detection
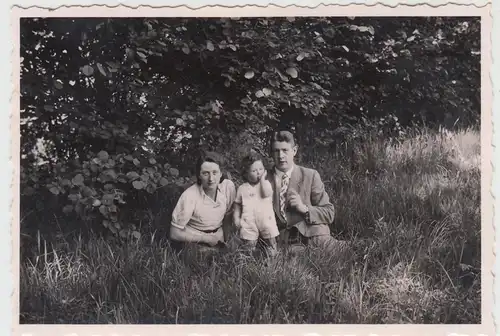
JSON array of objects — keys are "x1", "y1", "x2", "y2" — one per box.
[{"x1": 17, "y1": 9, "x2": 490, "y2": 326}]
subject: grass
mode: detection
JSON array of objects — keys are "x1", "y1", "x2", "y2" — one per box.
[{"x1": 19, "y1": 126, "x2": 481, "y2": 324}]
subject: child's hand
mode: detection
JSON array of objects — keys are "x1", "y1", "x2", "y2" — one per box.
[
  {"x1": 260, "y1": 173, "x2": 273, "y2": 198},
  {"x1": 260, "y1": 170, "x2": 267, "y2": 182},
  {"x1": 234, "y1": 220, "x2": 241, "y2": 229}
]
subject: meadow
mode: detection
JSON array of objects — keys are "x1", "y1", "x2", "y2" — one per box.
[{"x1": 19, "y1": 126, "x2": 481, "y2": 324}]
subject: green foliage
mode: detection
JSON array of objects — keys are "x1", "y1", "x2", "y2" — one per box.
[{"x1": 20, "y1": 17, "x2": 480, "y2": 237}]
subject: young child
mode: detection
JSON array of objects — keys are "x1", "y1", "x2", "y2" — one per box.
[{"x1": 233, "y1": 152, "x2": 279, "y2": 257}]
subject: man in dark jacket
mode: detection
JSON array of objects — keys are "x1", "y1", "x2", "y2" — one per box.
[{"x1": 266, "y1": 130, "x2": 347, "y2": 253}]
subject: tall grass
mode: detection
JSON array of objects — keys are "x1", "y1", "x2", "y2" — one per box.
[{"x1": 20, "y1": 127, "x2": 481, "y2": 324}]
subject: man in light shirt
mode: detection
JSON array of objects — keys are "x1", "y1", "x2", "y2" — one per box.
[{"x1": 266, "y1": 130, "x2": 347, "y2": 253}]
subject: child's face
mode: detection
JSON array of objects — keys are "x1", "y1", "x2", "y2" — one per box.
[{"x1": 247, "y1": 160, "x2": 265, "y2": 183}]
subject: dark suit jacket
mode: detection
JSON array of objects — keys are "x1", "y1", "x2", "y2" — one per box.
[{"x1": 267, "y1": 165, "x2": 335, "y2": 237}]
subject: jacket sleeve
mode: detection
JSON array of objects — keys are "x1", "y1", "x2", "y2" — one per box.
[{"x1": 307, "y1": 170, "x2": 335, "y2": 225}]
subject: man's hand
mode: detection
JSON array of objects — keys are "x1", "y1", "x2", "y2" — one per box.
[{"x1": 288, "y1": 189, "x2": 308, "y2": 214}]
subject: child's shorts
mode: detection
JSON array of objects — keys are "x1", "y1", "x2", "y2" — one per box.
[{"x1": 239, "y1": 211, "x2": 279, "y2": 241}]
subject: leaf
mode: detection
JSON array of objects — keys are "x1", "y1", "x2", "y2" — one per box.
[
  {"x1": 286, "y1": 67, "x2": 298, "y2": 78},
  {"x1": 133, "y1": 158, "x2": 140, "y2": 166},
  {"x1": 99, "y1": 205, "x2": 108, "y2": 216},
  {"x1": 72, "y1": 174, "x2": 84, "y2": 186},
  {"x1": 119, "y1": 229, "x2": 128, "y2": 238},
  {"x1": 62, "y1": 205, "x2": 73, "y2": 214},
  {"x1": 54, "y1": 80, "x2": 63, "y2": 89},
  {"x1": 276, "y1": 70, "x2": 289, "y2": 82},
  {"x1": 407, "y1": 35, "x2": 416, "y2": 42},
  {"x1": 296, "y1": 52, "x2": 306, "y2": 62},
  {"x1": 49, "y1": 187, "x2": 60, "y2": 195},
  {"x1": 132, "y1": 180, "x2": 144, "y2": 190},
  {"x1": 146, "y1": 184, "x2": 155, "y2": 194},
  {"x1": 160, "y1": 177, "x2": 169, "y2": 186},
  {"x1": 132, "y1": 231, "x2": 141, "y2": 239},
  {"x1": 286, "y1": 17, "x2": 295, "y2": 22},
  {"x1": 149, "y1": 158, "x2": 157, "y2": 165},
  {"x1": 206, "y1": 40, "x2": 215, "y2": 51},
  {"x1": 97, "y1": 150, "x2": 109, "y2": 161},
  {"x1": 241, "y1": 97, "x2": 252, "y2": 104},
  {"x1": 68, "y1": 194, "x2": 80, "y2": 202},
  {"x1": 349, "y1": 25, "x2": 375, "y2": 36},
  {"x1": 342, "y1": 45, "x2": 350, "y2": 52},
  {"x1": 244, "y1": 71, "x2": 255, "y2": 79},
  {"x1": 92, "y1": 199, "x2": 102, "y2": 207},
  {"x1": 82, "y1": 186, "x2": 94, "y2": 197},
  {"x1": 255, "y1": 90, "x2": 264, "y2": 98},
  {"x1": 24, "y1": 186, "x2": 34, "y2": 196},
  {"x1": 262, "y1": 88, "x2": 272, "y2": 96},
  {"x1": 61, "y1": 179, "x2": 71, "y2": 187},
  {"x1": 182, "y1": 46, "x2": 190, "y2": 54},
  {"x1": 82, "y1": 65, "x2": 94, "y2": 76},
  {"x1": 100, "y1": 169, "x2": 118, "y2": 183},
  {"x1": 96, "y1": 63, "x2": 107, "y2": 76},
  {"x1": 315, "y1": 36, "x2": 325, "y2": 44},
  {"x1": 104, "y1": 159, "x2": 115, "y2": 168},
  {"x1": 169, "y1": 168, "x2": 179, "y2": 177},
  {"x1": 103, "y1": 184, "x2": 114, "y2": 192},
  {"x1": 102, "y1": 220, "x2": 110, "y2": 228}
]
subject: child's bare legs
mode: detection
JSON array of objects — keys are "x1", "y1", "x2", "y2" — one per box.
[
  {"x1": 240, "y1": 239, "x2": 258, "y2": 255},
  {"x1": 261, "y1": 237, "x2": 278, "y2": 257}
]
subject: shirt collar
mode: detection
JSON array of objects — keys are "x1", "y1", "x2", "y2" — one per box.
[
  {"x1": 198, "y1": 183, "x2": 225, "y2": 203},
  {"x1": 274, "y1": 164, "x2": 294, "y2": 178}
]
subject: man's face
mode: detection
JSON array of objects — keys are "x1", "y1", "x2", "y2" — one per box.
[{"x1": 271, "y1": 141, "x2": 297, "y2": 172}]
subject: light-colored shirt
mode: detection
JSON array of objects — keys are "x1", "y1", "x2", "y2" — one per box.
[
  {"x1": 235, "y1": 181, "x2": 275, "y2": 223},
  {"x1": 274, "y1": 164, "x2": 295, "y2": 191},
  {"x1": 170, "y1": 179, "x2": 236, "y2": 232}
]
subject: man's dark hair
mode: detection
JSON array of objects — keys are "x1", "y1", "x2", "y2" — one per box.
[
  {"x1": 269, "y1": 130, "x2": 297, "y2": 153},
  {"x1": 195, "y1": 151, "x2": 226, "y2": 185},
  {"x1": 240, "y1": 151, "x2": 264, "y2": 182}
]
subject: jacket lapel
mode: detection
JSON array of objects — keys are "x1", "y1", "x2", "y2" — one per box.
[{"x1": 288, "y1": 165, "x2": 302, "y2": 195}]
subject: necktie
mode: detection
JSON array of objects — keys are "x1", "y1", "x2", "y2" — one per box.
[{"x1": 280, "y1": 173, "x2": 289, "y2": 222}]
